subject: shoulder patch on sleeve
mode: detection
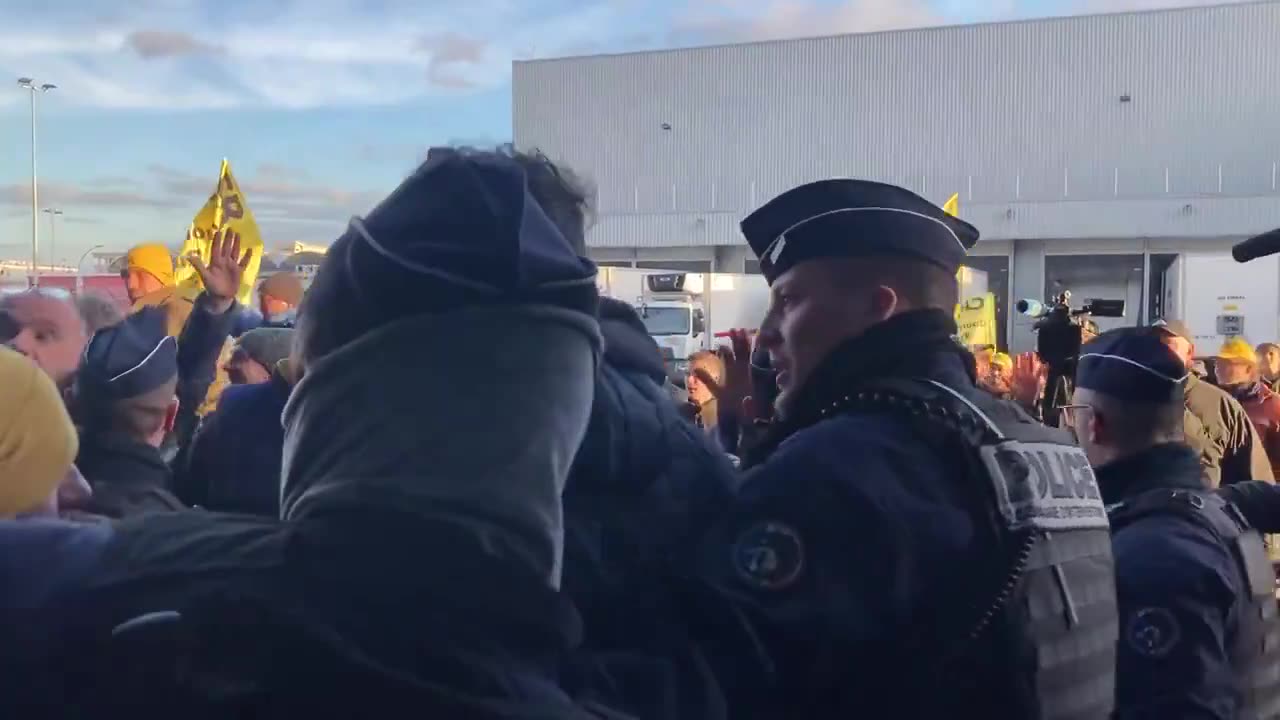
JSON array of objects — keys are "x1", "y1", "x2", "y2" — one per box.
[
  {"x1": 732, "y1": 521, "x2": 805, "y2": 591},
  {"x1": 1125, "y1": 607, "x2": 1182, "y2": 659}
]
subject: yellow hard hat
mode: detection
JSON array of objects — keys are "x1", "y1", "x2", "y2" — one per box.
[
  {"x1": 1217, "y1": 337, "x2": 1257, "y2": 365},
  {"x1": 990, "y1": 352, "x2": 1013, "y2": 371}
]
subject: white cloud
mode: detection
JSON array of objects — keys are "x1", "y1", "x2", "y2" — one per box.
[
  {"x1": 679, "y1": 0, "x2": 942, "y2": 41},
  {"x1": 0, "y1": 0, "x2": 629, "y2": 110},
  {"x1": 679, "y1": 0, "x2": 1253, "y2": 43}
]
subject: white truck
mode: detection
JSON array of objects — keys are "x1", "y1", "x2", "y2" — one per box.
[
  {"x1": 597, "y1": 267, "x2": 771, "y2": 373},
  {"x1": 1160, "y1": 252, "x2": 1280, "y2": 352}
]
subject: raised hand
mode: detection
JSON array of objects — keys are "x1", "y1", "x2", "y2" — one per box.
[
  {"x1": 1010, "y1": 352, "x2": 1045, "y2": 409},
  {"x1": 189, "y1": 229, "x2": 253, "y2": 313},
  {"x1": 694, "y1": 328, "x2": 755, "y2": 422}
]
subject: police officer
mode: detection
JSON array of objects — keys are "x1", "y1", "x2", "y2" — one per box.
[
  {"x1": 72, "y1": 307, "x2": 187, "y2": 518},
  {"x1": 688, "y1": 179, "x2": 1118, "y2": 718},
  {"x1": 1067, "y1": 328, "x2": 1280, "y2": 719}
]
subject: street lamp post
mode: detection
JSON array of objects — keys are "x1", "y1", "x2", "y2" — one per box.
[
  {"x1": 42, "y1": 208, "x2": 62, "y2": 268},
  {"x1": 18, "y1": 77, "x2": 56, "y2": 278},
  {"x1": 77, "y1": 244, "x2": 104, "y2": 294}
]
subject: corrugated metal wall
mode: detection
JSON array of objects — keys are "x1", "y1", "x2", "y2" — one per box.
[{"x1": 513, "y1": 1, "x2": 1280, "y2": 247}]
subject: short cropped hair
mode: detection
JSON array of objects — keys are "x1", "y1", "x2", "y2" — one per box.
[
  {"x1": 827, "y1": 256, "x2": 959, "y2": 311},
  {"x1": 1084, "y1": 389, "x2": 1185, "y2": 450}
]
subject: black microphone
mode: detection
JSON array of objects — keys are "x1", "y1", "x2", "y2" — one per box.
[{"x1": 1232, "y1": 227, "x2": 1280, "y2": 263}]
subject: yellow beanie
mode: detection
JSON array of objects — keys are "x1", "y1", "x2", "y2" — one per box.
[
  {"x1": 125, "y1": 243, "x2": 175, "y2": 287},
  {"x1": 0, "y1": 347, "x2": 78, "y2": 517},
  {"x1": 991, "y1": 352, "x2": 1013, "y2": 371},
  {"x1": 1218, "y1": 337, "x2": 1258, "y2": 365}
]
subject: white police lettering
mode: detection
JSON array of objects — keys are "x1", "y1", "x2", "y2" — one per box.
[{"x1": 980, "y1": 441, "x2": 1110, "y2": 531}]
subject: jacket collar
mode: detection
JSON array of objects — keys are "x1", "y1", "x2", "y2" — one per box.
[
  {"x1": 1094, "y1": 442, "x2": 1204, "y2": 506},
  {"x1": 76, "y1": 431, "x2": 170, "y2": 489},
  {"x1": 747, "y1": 309, "x2": 974, "y2": 466}
]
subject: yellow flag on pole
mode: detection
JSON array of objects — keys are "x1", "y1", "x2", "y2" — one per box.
[
  {"x1": 172, "y1": 159, "x2": 264, "y2": 306},
  {"x1": 942, "y1": 193, "x2": 960, "y2": 217}
]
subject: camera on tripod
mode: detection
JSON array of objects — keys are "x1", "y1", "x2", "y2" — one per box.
[{"x1": 1015, "y1": 291, "x2": 1126, "y2": 426}]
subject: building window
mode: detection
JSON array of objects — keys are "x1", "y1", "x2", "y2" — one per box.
[{"x1": 744, "y1": 259, "x2": 762, "y2": 275}]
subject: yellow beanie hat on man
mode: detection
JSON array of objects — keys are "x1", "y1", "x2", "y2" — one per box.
[
  {"x1": 125, "y1": 243, "x2": 175, "y2": 287},
  {"x1": 0, "y1": 347, "x2": 78, "y2": 517}
]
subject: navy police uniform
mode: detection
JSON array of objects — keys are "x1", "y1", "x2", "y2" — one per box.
[
  {"x1": 73, "y1": 307, "x2": 186, "y2": 518},
  {"x1": 686, "y1": 180, "x2": 1118, "y2": 719},
  {"x1": 1079, "y1": 330, "x2": 1280, "y2": 719}
]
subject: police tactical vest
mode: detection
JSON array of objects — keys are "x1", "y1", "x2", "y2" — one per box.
[
  {"x1": 1109, "y1": 489, "x2": 1280, "y2": 719},
  {"x1": 833, "y1": 378, "x2": 1119, "y2": 720}
]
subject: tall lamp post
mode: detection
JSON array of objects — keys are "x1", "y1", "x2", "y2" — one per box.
[
  {"x1": 42, "y1": 208, "x2": 62, "y2": 268},
  {"x1": 18, "y1": 77, "x2": 56, "y2": 277},
  {"x1": 77, "y1": 244, "x2": 104, "y2": 294}
]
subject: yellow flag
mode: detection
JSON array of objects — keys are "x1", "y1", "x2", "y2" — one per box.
[
  {"x1": 942, "y1": 193, "x2": 960, "y2": 217},
  {"x1": 172, "y1": 159, "x2": 264, "y2": 306}
]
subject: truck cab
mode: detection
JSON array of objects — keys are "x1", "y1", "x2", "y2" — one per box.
[{"x1": 637, "y1": 273, "x2": 708, "y2": 373}]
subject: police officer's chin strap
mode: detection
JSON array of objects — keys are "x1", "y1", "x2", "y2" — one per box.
[
  {"x1": 746, "y1": 308, "x2": 967, "y2": 467},
  {"x1": 277, "y1": 304, "x2": 603, "y2": 589}
]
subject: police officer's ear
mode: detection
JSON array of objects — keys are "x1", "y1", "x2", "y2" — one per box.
[
  {"x1": 163, "y1": 396, "x2": 180, "y2": 435},
  {"x1": 868, "y1": 284, "x2": 899, "y2": 323}
]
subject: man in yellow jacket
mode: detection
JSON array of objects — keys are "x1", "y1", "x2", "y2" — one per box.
[
  {"x1": 123, "y1": 243, "x2": 194, "y2": 337},
  {"x1": 122, "y1": 242, "x2": 229, "y2": 417}
]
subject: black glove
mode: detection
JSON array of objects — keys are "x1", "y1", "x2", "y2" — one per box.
[{"x1": 1219, "y1": 480, "x2": 1280, "y2": 533}]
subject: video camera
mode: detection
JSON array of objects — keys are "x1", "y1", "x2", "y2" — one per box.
[{"x1": 1016, "y1": 291, "x2": 1126, "y2": 426}]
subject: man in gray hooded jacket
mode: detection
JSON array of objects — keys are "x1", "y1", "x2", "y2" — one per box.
[{"x1": 0, "y1": 151, "x2": 614, "y2": 718}]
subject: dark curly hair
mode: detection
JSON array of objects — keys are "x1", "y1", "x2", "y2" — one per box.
[{"x1": 435, "y1": 144, "x2": 594, "y2": 256}]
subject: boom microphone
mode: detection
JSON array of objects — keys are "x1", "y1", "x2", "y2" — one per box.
[{"x1": 1232, "y1": 227, "x2": 1280, "y2": 263}]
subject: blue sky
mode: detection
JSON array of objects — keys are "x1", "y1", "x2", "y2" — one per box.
[{"x1": 0, "y1": 0, "x2": 1241, "y2": 262}]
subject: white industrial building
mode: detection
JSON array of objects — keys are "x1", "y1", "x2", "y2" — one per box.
[{"x1": 513, "y1": 0, "x2": 1280, "y2": 351}]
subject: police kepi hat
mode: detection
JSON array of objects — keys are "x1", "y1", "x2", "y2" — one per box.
[
  {"x1": 1076, "y1": 328, "x2": 1188, "y2": 403},
  {"x1": 78, "y1": 306, "x2": 177, "y2": 401},
  {"x1": 740, "y1": 179, "x2": 980, "y2": 284}
]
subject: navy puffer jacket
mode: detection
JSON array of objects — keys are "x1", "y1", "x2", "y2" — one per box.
[{"x1": 562, "y1": 297, "x2": 738, "y2": 720}]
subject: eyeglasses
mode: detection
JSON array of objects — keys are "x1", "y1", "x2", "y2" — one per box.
[{"x1": 1058, "y1": 403, "x2": 1094, "y2": 428}]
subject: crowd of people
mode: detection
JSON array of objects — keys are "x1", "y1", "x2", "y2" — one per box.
[{"x1": 1, "y1": 145, "x2": 1280, "y2": 718}]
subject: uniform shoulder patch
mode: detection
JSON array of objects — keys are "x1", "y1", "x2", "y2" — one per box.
[
  {"x1": 732, "y1": 521, "x2": 804, "y2": 591},
  {"x1": 1125, "y1": 607, "x2": 1182, "y2": 659}
]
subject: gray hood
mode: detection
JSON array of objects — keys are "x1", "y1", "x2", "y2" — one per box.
[{"x1": 279, "y1": 304, "x2": 601, "y2": 588}]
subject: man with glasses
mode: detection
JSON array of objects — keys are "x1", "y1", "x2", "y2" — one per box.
[
  {"x1": 0, "y1": 288, "x2": 87, "y2": 389},
  {"x1": 1066, "y1": 328, "x2": 1280, "y2": 718}
]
